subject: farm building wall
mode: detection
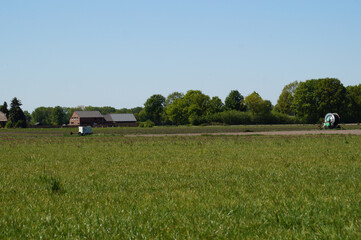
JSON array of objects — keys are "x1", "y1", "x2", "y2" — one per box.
[{"x1": 69, "y1": 112, "x2": 105, "y2": 126}]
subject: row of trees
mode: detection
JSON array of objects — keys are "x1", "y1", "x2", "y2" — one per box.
[
  {"x1": 1, "y1": 78, "x2": 360, "y2": 128},
  {"x1": 139, "y1": 90, "x2": 286, "y2": 126},
  {"x1": 0, "y1": 101, "x2": 142, "y2": 127},
  {"x1": 28, "y1": 106, "x2": 142, "y2": 126},
  {"x1": 139, "y1": 78, "x2": 361, "y2": 125}
]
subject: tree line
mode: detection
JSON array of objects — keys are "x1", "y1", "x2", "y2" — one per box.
[
  {"x1": 138, "y1": 78, "x2": 361, "y2": 126},
  {"x1": 1, "y1": 78, "x2": 361, "y2": 128}
]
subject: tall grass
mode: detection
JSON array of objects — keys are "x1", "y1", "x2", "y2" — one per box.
[{"x1": 1, "y1": 134, "x2": 361, "y2": 238}]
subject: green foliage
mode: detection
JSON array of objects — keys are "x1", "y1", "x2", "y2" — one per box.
[
  {"x1": 32, "y1": 106, "x2": 67, "y2": 126},
  {"x1": 165, "y1": 98, "x2": 189, "y2": 125},
  {"x1": 166, "y1": 90, "x2": 210, "y2": 125},
  {"x1": 5, "y1": 120, "x2": 12, "y2": 128},
  {"x1": 139, "y1": 120, "x2": 155, "y2": 128},
  {"x1": 274, "y1": 81, "x2": 299, "y2": 115},
  {"x1": 144, "y1": 94, "x2": 166, "y2": 125},
  {"x1": 224, "y1": 90, "x2": 246, "y2": 111},
  {"x1": 218, "y1": 110, "x2": 251, "y2": 125},
  {"x1": 292, "y1": 78, "x2": 346, "y2": 123},
  {"x1": 8, "y1": 97, "x2": 27, "y2": 128},
  {"x1": 184, "y1": 90, "x2": 210, "y2": 120},
  {"x1": 115, "y1": 107, "x2": 143, "y2": 115},
  {"x1": 344, "y1": 84, "x2": 361, "y2": 122},
  {"x1": 207, "y1": 96, "x2": 224, "y2": 115},
  {"x1": 52, "y1": 106, "x2": 66, "y2": 125},
  {"x1": 32, "y1": 107, "x2": 53, "y2": 125},
  {"x1": 166, "y1": 90, "x2": 211, "y2": 125},
  {"x1": 245, "y1": 92, "x2": 272, "y2": 115},
  {"x1": 84, "y1": 106, "x2": 117, "y2": 115},
  {"x1": 137, "y1": 109, "x2": 148, "y2": 122},
  {"x1": 165, "y1": 92, "x2": 184, "y2": 107},
  {"x1": 23, "y1": 110, "x2": 32, "y2": 123}
]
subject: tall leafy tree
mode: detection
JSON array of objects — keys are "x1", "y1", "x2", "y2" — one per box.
[
  {"x1": 23, "y1": 110, "x2": 32, "y2": 123},
  {"x1": 166, "y1": 90, "x2": 210, "y2": 125},
  {"x1": 0, "y1": 101, "x2": 9, "y2": 117},
  {"x1": 245, "y1": 92, "x2": 272, "y2": 115},
  {"x1": 31, "y1": 107, "x2": 53, "y2": 125},
  {"x1": 207, "y1": 96, "x2": 224, "y2": 115},
  {"x1": 165, "y1": 98, "x2": 188, "y2": 125},
  {"x1": 8, "y1": 97, "x2": 27, "y2": 128},
  {"x1": 52, "y1": 106, "x2": 66, "y2": 125},
  {"x1": 225, "y1": 90, "x2": 246, "y2": 111},
  {"x1": 292, "y1": 78, "x2": 346, "y2": 123},
  {"x1": 274, "y1": 81, "x2": 299, "y2": 115},
  {"x1": 165, "y1": 92, "x2": 184, "y2": 107},
  {"x1": 144, "y1": 94, "x2": 166, "y2": 125},
  {"x1": 345, "y1": 84, "x2": 361, "y2": 122},
  {"x1": 183, "y1": 90, "x2": 210, "y2": 119}
]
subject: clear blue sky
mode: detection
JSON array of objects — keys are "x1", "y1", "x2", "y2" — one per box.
[{"x1": 1, "y1": 1, "x2": 361, "y2": 112}]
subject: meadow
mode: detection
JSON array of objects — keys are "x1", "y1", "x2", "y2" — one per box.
[{"x1": 1, "y1": 130, "x2": 361, "y2": 238}]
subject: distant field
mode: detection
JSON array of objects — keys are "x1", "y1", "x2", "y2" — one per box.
[
  {"x1": 1, "y1": 132, "x2": 361, "y2": 238},
  {"x1": 1, "y1": 123, "x2": 361, "y2": 136}
]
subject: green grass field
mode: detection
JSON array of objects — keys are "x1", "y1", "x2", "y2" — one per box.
[{"x1": 1, "y1": 131, "x2": 361, "y2": 238}]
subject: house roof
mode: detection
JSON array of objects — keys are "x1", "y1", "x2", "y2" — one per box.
[
  {"x1": 74, "y1": 111, "x2": 104, "y2": 118},
  {"x1": 0, "y1": 111, "x2": 7, "y2": 122},
  {"x1": 103, "y1": 114, "x2": 113, "y2": 122},
  {"x1": 104, "y1": 113, "x2": 137, "y2": 122}
]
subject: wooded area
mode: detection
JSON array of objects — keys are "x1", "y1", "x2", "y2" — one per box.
[{"x1": 1, "y1": 78, "x2": 361, "y2": 128}]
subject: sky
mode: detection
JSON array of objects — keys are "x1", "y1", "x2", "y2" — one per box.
[{"x1": 1, "y1": 1, "x2": 361, "y2": 112}]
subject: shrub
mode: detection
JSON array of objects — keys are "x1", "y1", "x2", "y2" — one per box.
[
  {"x1": 5, "y1": 121, "x2": 13, "y2": 128},
  {"x1": 139, "y1": 120, "x2": 155, "y2": 128},
  {"x1": 219, "y1": 111, "x2": 251, "y2": 125}
]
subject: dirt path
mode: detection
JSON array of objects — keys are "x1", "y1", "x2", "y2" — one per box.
[{"x1": 126, "y1": 129, "x2": 361, "y2": 137}]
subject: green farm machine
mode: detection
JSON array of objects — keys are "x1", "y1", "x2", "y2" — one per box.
[{"x1": 323, "y1": 113, "x2": 340, "y2": 129}]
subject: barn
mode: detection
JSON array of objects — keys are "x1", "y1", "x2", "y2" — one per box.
[
  {"x1": 69, "y1": 111, "x2": 105, "y2": 126},
  {"x1": 0, "y1": 111, "x2": 7, "y2": 127},
  {"x1": 103, "y1": 113, "x2": 138, "y2": 127},
  {"x1": 69, "y1": 111, "x2": 138, "y2": 127}
]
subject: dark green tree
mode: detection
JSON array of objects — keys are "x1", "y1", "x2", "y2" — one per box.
[
  {"x1": 166, "y1": 90, "x2": 210, "y2": 125},
  {"x1": 225, "y1": 90, "x2": 246, "y2": 111},
  {"x1": 23, "y1": 110, "x2": 32, "y2": 124},
  {"x1": 144, "y1": 94, "x2": 166, "y2": 125},
  {"x1": 52, "y1": 106, "x2": 66, "y2": 125},
  {"x1": 345, "y1": 84, "x2": 361, "y2": 122},
  {"x1": 274, "y1": 81, "x2": 299, "y2": 115},
  {"x1": 99, "y1": 106, "x2": 116, "y2": 114},
  {"x1": 0, "y1": 101, "x2": 9, "y2": 117},
  {"x1": 184, "y1": 90, "x2": 210, "y2": 119},
  {"x1": 31, "y1": 107, "x2": 53, "y2": 125},
  {"x1": 292, "y1": 78, "x2": 346, "y2": 123},
  {"x1": 8, "y1": 97, "x2": 27, "y2": 128},
  {"x1": 207, "y1": 96, "x2": 224, "y2": 115}
]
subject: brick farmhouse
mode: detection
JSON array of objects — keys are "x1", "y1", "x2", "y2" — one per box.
[{"x1": 69, "y1": 111, "x2": 137, "y2": 127}]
